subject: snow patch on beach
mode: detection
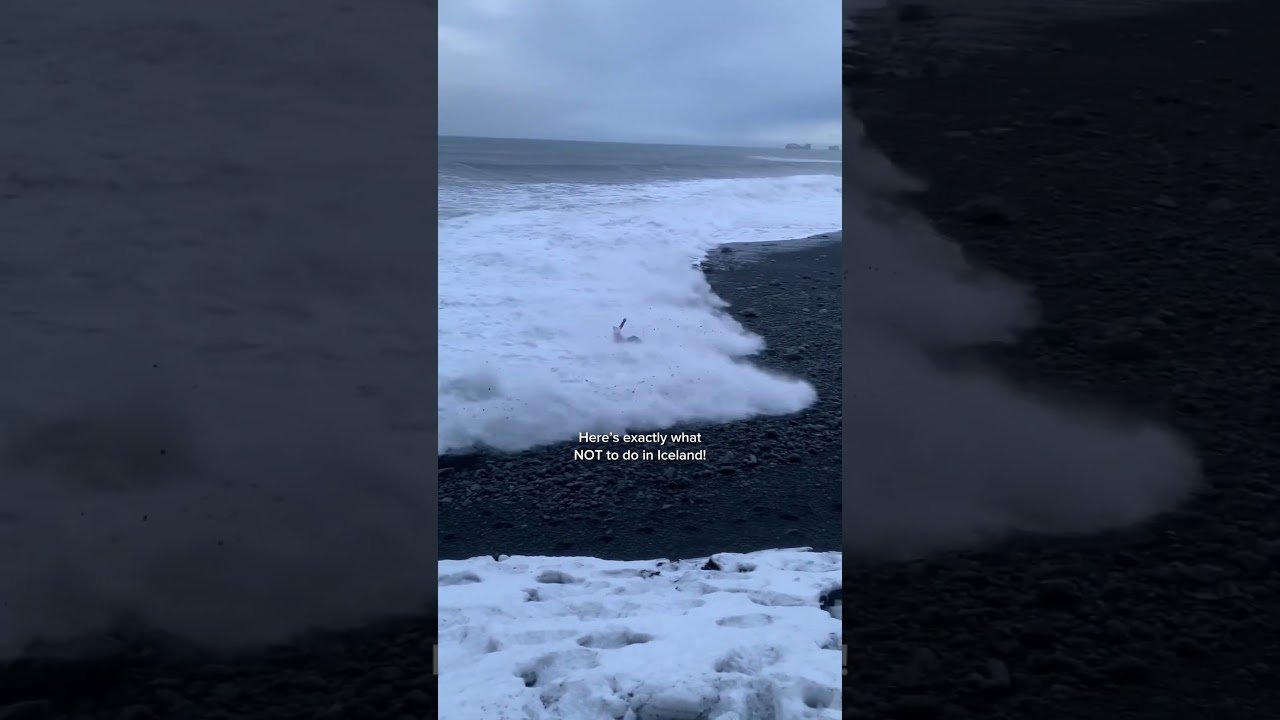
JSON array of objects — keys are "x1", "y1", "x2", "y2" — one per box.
[{"x1": 438, "y1": 548, "x2": 842, "y2": 720}]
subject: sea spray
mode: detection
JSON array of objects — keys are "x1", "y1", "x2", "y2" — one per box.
[{"x1": 844, "y1": 5, "x2": 1199, "y2": 557}]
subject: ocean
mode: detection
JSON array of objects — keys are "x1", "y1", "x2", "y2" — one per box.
[
  {"x1": 437, "y1": 136, "x2": 841, "y2": 455},
  {"x1": 0, "y1": 0, "x2": 435, "y2": 657}
]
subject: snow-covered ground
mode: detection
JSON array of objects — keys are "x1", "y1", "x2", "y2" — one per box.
[{"x1": 439, "y1": 548, "x2": 842, "y2": 719}]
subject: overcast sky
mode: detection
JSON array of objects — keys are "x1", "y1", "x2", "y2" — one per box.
[{"x1": 439, "y1": 0, "x2": 840, "y2": 147}]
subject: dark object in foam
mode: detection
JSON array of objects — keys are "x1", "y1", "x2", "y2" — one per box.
[{"x1": 613, "y1": 318, "x2": 641, "y2": 344}]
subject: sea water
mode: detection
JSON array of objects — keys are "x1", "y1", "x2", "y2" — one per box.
[
  {"x1": 0, "y1": 0, "x2": 435, "y2": 658},
  {"x1": 438, "y1": 136, "x2": 841, "y2": 454}
]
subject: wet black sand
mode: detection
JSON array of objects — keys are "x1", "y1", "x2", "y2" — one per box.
[
  {"x1": 439, "y1": 232, "x2": 842, "y2": 561},
  {"x1": 847, "y1": 1, "x2": 1280, "y2": 718},
  {"x1": 0, "y1": 618, "x2": 436, "y2": 719},
  {"x1": 0, "y1": 223, "x2": 839, "y2": 720}
]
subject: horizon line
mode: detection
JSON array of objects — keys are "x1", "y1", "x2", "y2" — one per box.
[{"x1": 438, "y1": 134, "x2": 842, "y2": 151}]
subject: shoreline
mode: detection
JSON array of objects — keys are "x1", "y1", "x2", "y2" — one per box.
[
  {"x1": 0, "y1": 238, "x2": 842, "y2": 718},
  {"x1": 847, "y1": 1, "x2": 1280, "y2": 717},
  {"x1": 439, "y1": 231, "x2": 843, "y2": 561}
]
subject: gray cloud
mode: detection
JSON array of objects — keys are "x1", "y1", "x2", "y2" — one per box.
[{"x1": 439, "y1": 0, "x2": 840, "y2": 146}]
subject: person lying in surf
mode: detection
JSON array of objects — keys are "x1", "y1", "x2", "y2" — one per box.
[{"x1": 613, "y1": 318, "x2": 642, "y2": 343}]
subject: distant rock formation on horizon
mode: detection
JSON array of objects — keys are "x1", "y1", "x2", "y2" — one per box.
[
  {"x1": 784, "y1": 143, "x2": 812, "y2": 150},
  {"x1": 828, "y1": 144, "x2": 840, "y2": 151}
]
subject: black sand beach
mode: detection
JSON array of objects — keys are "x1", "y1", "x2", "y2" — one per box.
[
  {"x1": 847, "y1": 0, "x2": 1280, "y2": 717},
  {"x1": 0, "y1": 617, "x2": 436, "y2": 719},
  {"x1": 439, "y1": 233, "x2": 843, "y2": 561}
]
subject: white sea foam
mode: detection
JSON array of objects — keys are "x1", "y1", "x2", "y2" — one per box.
[
  {"x1": 749, "y1": 155, "x2": 843, "y2": 164},
  {"x1": 438, "y1": 174, "x2": 840, "y2": 454}
]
